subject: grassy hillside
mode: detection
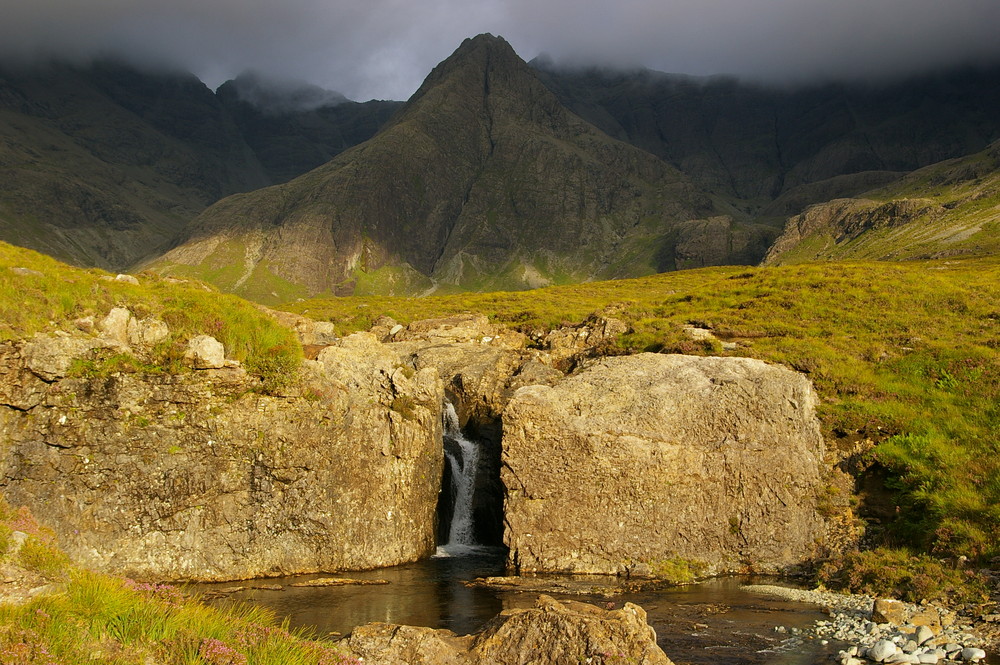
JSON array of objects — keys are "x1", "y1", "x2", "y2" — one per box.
[
  {"x1": 0, "y1": 241, "x2": 301, "y2": 391},
  {"x1": 765, "y1": 141, "x2": 1000, "y2": 264},
  {"x1": 286, "y1": 258, "x2": 1000, "y2": 565}
]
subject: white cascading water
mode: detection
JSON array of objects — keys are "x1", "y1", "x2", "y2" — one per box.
[{"x1": 442, "y1": 402, "x2": 480, "y2": 548}]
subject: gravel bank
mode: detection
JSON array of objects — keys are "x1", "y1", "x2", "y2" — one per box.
[{"x1": 742, "y1": 584, "x2": 990, "y2": 664}]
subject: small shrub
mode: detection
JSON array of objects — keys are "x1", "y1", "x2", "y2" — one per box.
[
  {"x1": 391, "y1": 395, "x2": 417, "y2": 420},
  {"x1": 816, "y1": 548, "x2": 988, "y2": 603},
  {"x1": 199, "y1": 638, "x2": 248, "y2": 665},
  {"x1": 649, "y1": 557, "x2": 707, "y2": 584}
]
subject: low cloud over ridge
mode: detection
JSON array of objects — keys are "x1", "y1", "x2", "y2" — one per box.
[{"x1": 2, "y1": 0, "x2": 999, "y2": 100}]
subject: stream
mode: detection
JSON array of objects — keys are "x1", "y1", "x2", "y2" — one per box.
[
  {"x1": 198, "y1": 548, "x2": 846, "y2": 665},
  {"x1": 197, "y1": 404, "x2": 850, "y2": 663}
]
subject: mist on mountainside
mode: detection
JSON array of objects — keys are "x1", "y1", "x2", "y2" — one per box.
[
  {"x1": 223, "y1": 71, "x2": 350, "y2": 114},
  {"x1": 2, "y1": 0, "x2": 1000, "y2": 102}
]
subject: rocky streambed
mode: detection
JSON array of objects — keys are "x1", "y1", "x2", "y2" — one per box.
[
  {"x1": 197, "y1": 555, "x2": 869, "y2": 665},
  {"x1": 744, "y1": 585, "x2": 994, "y2": 664}
]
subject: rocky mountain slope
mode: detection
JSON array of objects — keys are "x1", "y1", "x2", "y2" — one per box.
[
  {"x1": 0, "y1": 60, "x2": 396, "y2": 271},
  {"x1": 217, "y1": 71, "x2": 403, "y2": 183},
  {"x1": 153, "y1": 34, "x2": 785, "y2": 301},
  {"x1": 763, "y1": 140, "x2": 1000, "y2": 264},
  {"x1": 4, "y1": 37, "x2": 1000, "y2": 294},
  {"x1": 0, "y1": 60, "x2": 270, "y2": 270},
  {"x1": 533, "y1": 61, "x2": 1000, "y2": 221}
]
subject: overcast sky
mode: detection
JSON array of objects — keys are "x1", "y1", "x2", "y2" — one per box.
[{"x1": 3, "y1": 0, "x2": 1000, "y2": 101}]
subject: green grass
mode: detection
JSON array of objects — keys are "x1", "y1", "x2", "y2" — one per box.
[
  {"x1": 285, "y1": 257, "x2": 1000, "y2": 562},
  {"x1": 816, "y1": 548, "x2": 989, "y2": 604},
  {"x1": 0, "y1": 241, "x2": 302, "y2": 393},
  {"x1": 767, "y1": 142, "x2": 1000, "y2": 264},
  {"x1": 0, "y1": 500, "x2": 358, "y2": 664}
]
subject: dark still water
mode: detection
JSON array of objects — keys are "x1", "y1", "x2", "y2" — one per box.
[{"x1": 198, "y1": 548, "x2": 844, "y2": 665}]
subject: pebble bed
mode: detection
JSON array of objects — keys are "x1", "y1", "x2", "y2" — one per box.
[{"x1": 743, "y1": 585, "x2": 988, "y2": 664}]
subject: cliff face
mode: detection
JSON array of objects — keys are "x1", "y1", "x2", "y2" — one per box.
[
  {"x1": 0, "y1": 331, "x2": 443, "y2": 581},
  {"x1": 501, "y1": 354, "x2": 829, "y2": 576},
  {"x1": 763, "y1": 141, "x2": 1000, "y2": 264},
  {"x1": 0, "y1": 305, "x2": 839, "y2": 582},
  {"x1": 534, "y1": 62, "x2": 1000, "y2": 208}
]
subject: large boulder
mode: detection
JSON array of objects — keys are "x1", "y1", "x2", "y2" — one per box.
[
  {"x1": 0, "y1": 334, "x2": 443, "y2": 581},
  {"x1": 472, "y1": 595, "x2": 672, "y2": 665},
  {"x1": 502, "y1": 353, "x2": 828, "y2": 576},
  {"x1": 346, "y1": 595, "x2": 673, "y2": 665},
  {"x1": 21, "y1": 332, "x2": 108, "y2": 382}
]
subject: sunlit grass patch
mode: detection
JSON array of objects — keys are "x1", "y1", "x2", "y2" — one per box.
[
  {"x1": 0, "y1": 241, "x2": 301, "y2": 393},
  {"x1": 0, "y1": 500, "x2": 358, "y2": 665}
]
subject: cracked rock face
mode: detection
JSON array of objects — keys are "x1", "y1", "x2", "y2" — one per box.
[
  {"x1": 501, "y1": 353, "x2": 829, "y2": 576},
  {"x1": 0, "y1": 333, "x2": 443, "y2": 581}
]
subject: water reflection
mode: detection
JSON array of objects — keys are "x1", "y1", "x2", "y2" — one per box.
[
  {"x1": 203, "y1": 547, "x2": 506, "y2": 637},
  {"x1": 198, "y1": 553, "x2": 845, "y2": 665}
]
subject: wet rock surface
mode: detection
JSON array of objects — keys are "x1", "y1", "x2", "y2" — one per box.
[{"x1": 465, "y1": 574, "x2": 660, "y2": 596}]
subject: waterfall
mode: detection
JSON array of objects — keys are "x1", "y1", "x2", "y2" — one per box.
[
  {"x1": 438, "y1": 402, "x2": 479, "y2": 556},
  {"x1": 442, "y1": 402, "x2": 480, "y2": 547}
]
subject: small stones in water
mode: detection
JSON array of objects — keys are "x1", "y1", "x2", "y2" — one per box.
[
  {"x1": 742, "y1": 585, "x2": 990, "y2": 665},
  {"x1": 962, "y1": 648, "x2": 987, "y2": 662}
]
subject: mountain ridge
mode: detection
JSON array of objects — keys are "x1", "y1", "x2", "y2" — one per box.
[
  {"x1": 2, "y1": 37, "x2": 1000, "y2": 291},
  {"x1": 153, "y1": 34, "x2": 777, "y2": 301},
  {"x1": 532, "y1": 60, "x2": 1000, "y2": 213},
  {"x1": 0, "y1": 58, "x2": 400, "y2": 270}
]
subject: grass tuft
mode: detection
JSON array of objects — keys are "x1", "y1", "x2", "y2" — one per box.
[{"x1": 0, "y1": 500, "x2": 359, "y2": 664}]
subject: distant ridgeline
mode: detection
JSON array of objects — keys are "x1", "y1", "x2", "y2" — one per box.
[{"x1": 1, "y1": 36, "x2": 999, "y2": 300}]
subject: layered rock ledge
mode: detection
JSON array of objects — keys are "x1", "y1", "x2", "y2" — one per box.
[
  {"x1": 0, "y1": 329, "x2": 443, "y2": 581},
  {"x1": 346, "y1": 594, "x2": 673, "y2": 665}
]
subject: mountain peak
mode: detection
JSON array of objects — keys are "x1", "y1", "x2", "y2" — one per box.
[
  {"x1": 408, "y1": 33, "x2": 524, "y2": 102},
  {"x1": 449, "y1": 32, "x2": 519, "y2": 68},
  {"x1": 456, "y1": 32, "x2": 512, "y2": 52},
  {"x1": 155, "y1": 35, "x2": 717, "y2": 299}
]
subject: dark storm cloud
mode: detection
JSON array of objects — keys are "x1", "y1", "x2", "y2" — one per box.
[{"x1": 2, "y1": 0, "x2": 999, "y2": 101}]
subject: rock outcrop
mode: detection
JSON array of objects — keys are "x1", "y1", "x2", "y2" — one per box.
[
  {"x1": 0, "y1": 329, "x2": 443, "y2": 581},
  {"x1": 502, "y1": 353, "x2": 828, "y2": 576},
  {"x1": 346, "y1": 594, "x2": 673, "y2": 665}
]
